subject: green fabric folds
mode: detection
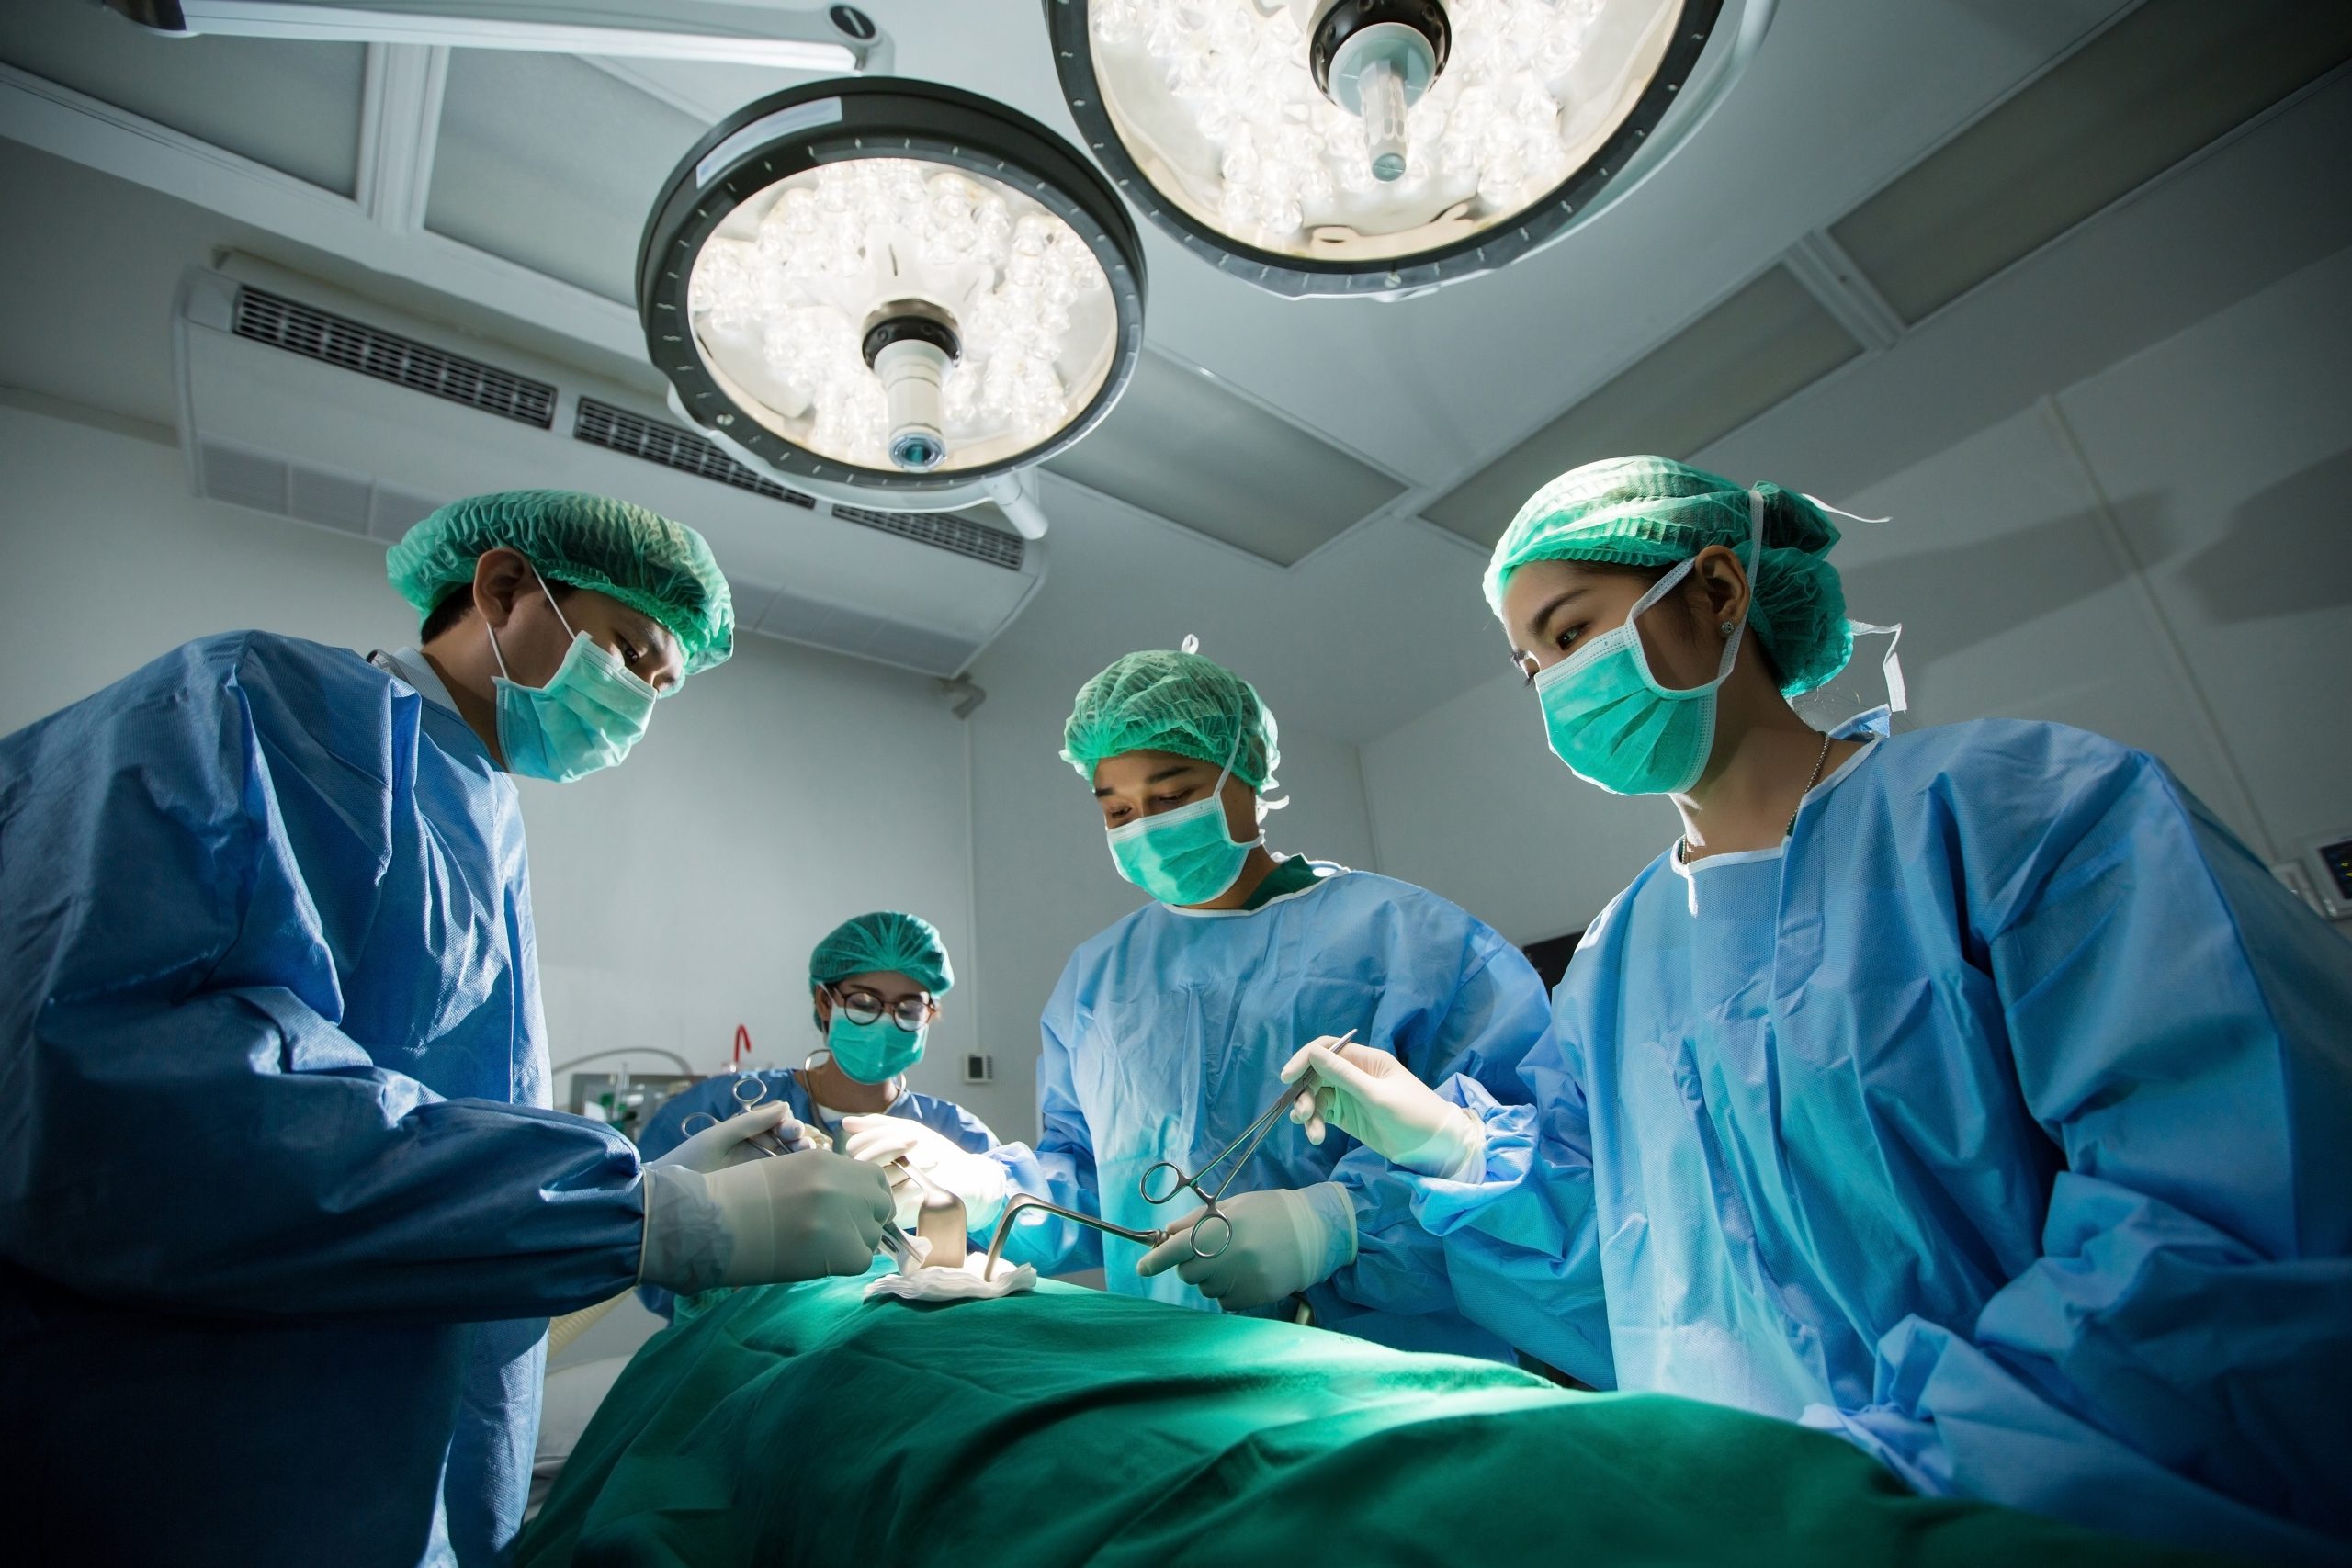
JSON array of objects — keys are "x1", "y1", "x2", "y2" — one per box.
[{"x1": 516, "y1": 1274, "x2": 2228, "y2": 1568}]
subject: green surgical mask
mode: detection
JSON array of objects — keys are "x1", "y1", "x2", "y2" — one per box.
[
  {"x1": 488, "y1": 574, "x2": 658, "y2": 783},
  {"x1": 1104, "y1": 733, "x2": 1260, "y2": 906},
  {"x1": 826, "y1": 1011, "x2": 926, "y2": 1085},
  {"x1": 1534, "y1": 509, "x2": 1759, "y2": 796}
]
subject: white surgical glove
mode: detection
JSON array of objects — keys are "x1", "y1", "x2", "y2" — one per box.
[
  {"x1": 649, "y1": 1100, "x2": 810, "y2": 1174},
  {"x1": 1281, "y1": 1038, "x2": 1485, "y2": 1180},
  {"x1": 638, "y1": 1151, "x2": 894, "y2": 1295},
  {"x1": 1134, "y1": 1184, "x2": 1356, "y2": 1310},
  {"x1": 841, "y1": 1114, "x2": 1010, "y2": 1230}
]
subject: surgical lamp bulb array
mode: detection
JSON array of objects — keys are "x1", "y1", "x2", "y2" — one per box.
[
  {"x1": 686, "y1": 160, "x2": 1111, "y2": 474},
  {"x1": 1090, "y1": 0, "x2": 1637, "y2": 235},
  {"x1": 639, "y1": 78, "x2": 1145, "y2": 503},
  {"x1": 1054, "y1": 0, "x2": 1736, "y2": 298}
]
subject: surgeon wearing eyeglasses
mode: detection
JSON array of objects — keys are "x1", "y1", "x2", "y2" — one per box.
[
  {"x1": 1286, "y1": 457, "x2": 2352, "y2": 1562},
  {"x1": 636, "y1": 910, "x2": 1027, "y2": 1311}
]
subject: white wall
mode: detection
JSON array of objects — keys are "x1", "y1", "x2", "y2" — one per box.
[
  {"x1": 0, "y1": 399, "x2": 1396, "y2": 1155},
  {"x1": 0, "y1": 403, "x2": 996, "y2": 1124},
  {"x1": 1362, "y1": 243, "x2": 2352, "y2": 942}
]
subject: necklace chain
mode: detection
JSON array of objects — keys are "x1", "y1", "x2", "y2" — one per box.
[{"x1": 1678, "y1": 730, "x2": 1835, "y2": 866}]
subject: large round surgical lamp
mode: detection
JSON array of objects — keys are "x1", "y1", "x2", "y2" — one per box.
[
  {"x1": 639, "y1": 79, "x2": 1147, "y2": 522},
  {"x1": 1046, "y1": 0, "x2": 1774, "y2": 299}
]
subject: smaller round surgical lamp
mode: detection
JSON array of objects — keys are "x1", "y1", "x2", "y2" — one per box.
[
  {"x1": 1046, "y1": 0, "x2": 1773, "y2": 299},
  {"x1": 639, "y1": 79, "x2": 1147, "y2": 509}
]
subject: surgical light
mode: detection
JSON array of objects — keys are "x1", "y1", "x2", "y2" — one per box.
[
  {"x1": 639, "y1": 79, "x2": 1147, "y2": 507},
  {"x1": 1046, "y1": 0, "x2": 1772, "y2": 298}
]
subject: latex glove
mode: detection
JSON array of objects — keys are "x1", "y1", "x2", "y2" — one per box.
[
  {"x1": 1135, "y1": 1184, "x2": 1356, "y2": 1310},
  {"x1": 841, "y1": 1115, "x2": 1011, "y2": 1229},
  {"x1": 648, "y1": 1100, "x2": 809, "y2": 1174},
  {"x1": 1281, "y1": 1038, "x2": 1484, "y2": 1180},
  {"x1": 638, "y1": 1150, "x2": 894, "y2": 1295}
]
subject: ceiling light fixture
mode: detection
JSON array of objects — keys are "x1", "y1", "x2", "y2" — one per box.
[
  {"x1": 1046, "y1": 0, "x2": 1774, "y2": 298},
  {"x1": 639, "y1": 78, "x2": 1147, "y2": 524}
]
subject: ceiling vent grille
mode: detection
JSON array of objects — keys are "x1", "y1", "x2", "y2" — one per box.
[
  {"x1": 231, "y1": 287, "x2": 557, "y2": 428},
  {"x1": 831, "y1": 502, "x2": 1025, "y2": 571},
  {"x1": 573, "y1": 398, "x2": 816, "y2": 509}
]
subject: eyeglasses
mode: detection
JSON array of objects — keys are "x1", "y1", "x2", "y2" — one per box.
[{"x1": 826, "y1": 985, "x2": 936, "y2": 1033}]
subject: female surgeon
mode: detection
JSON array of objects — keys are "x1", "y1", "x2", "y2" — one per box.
[
  {"x1": 996, "y1": 645, "x2": 1554, "y2": 1359},
  {"x1": 637, "y1": 910, "x2": 1018, "y2": 1309},
  {"x1": 1285, "y1": 457, "x2": 2352, "y2": 1562}
]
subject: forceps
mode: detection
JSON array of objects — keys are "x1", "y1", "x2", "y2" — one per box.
[
  {"x1": 1136, "y1": 1029, "x2": 1355, "y2": 1260},
  {"x1": 678, "y1": 1073, "x2": 806, "y2": 1158}
]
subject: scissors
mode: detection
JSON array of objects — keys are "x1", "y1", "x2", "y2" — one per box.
[
  {"x1": 677, "y1": 1073, "x2": 806, "y2": 1158},
  {"x1": 1137, "y1": 1029, "x2": 1354, "y2": 1260}
]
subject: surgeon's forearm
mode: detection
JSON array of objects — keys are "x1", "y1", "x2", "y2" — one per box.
[{"x1": 6, "y1": 997, "x2": 647, "y2": 1321}]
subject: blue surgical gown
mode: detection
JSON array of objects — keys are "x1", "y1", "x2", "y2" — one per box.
[
  {"x1": 995, "y1": 866, "x2": 1554, "y2": 1359},
  {"x1": 1338, "y1": 716, "x2": 2352, "y2": 1562},
  {"x1": 633, "y1": 1066, "x2": 1006, "y2": 1316},
  {"x1": 0, "y1": 634, "x2": 647, "y2": 1568}
]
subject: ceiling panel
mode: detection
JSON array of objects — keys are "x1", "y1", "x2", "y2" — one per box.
[
  {"x1": 425, "y1": 49, "x2": 705, "y2": 304},
  {"x1": 1422, "y1": 265, "x2": 1861, "y2": 546},
  {"x1": 1831, "y1": 0, "x2": 2352, "y2": 326},
  {"x1": 1044, "y1": 351, "x2": 1405, "y2": 567},
  {"x1": 0, "y1": 1, "x2": 364, "y2": 194}
]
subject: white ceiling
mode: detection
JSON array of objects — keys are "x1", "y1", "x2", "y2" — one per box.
[
  {"x1": 0, "y1": 0, "x2": 2146, "y2": 481},
  {"x1": 16, "y1": 0, "x2": 2335, "y2": 748}
]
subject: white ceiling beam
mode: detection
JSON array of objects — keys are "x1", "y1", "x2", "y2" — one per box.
[
  {"x1": 573, "y1": 55, "x2": 724, "y2": 126},
  {"x1": 163, "y1": 2, "x2": 862, "y2": 71},
  {"x1": 1781, "y1": 231, "x2": 1907, "y2": 354},
  {"x1": 0, "y1": 62, "x2": 642, "y2": 363},
  {"x1": 355, "y1": 42, "x2": 447, "y2": 232}
]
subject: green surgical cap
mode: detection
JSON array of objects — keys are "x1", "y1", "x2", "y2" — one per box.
[
  {"x1": 808, "y1": 911, "x2": 954, "y2": 997},
  {"x1": 1061, "y1": 647, "x2": 1279, "y2": 790},
  {"x1": 1484, "y1": 456, "x2": 1854, "y2": 698},
  {"x1": 388, "y1": 489, "x2": 735, "y2": 676}
]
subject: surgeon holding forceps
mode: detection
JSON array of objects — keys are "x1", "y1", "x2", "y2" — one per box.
[
  {"x1": 1137, "y1": 1030, "x2": 1351, "y2": 1260},
  {"x1": 679, "y1": 1073, "x2": 815, "y2": 1160}
]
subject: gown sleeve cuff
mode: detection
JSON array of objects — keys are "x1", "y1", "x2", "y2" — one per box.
[{"x1": 1402, "y1": 1077, "x2": 1541, "y2": 1235}]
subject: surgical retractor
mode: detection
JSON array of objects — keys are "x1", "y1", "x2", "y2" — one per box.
[{"x1": 981, "y1": 1195, "x2": 1169, "y2": 1284}]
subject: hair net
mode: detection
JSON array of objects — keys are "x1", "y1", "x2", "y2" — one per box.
[
  {"x1": 1061, "y1": 646, "x2": 1280, "y2": 790},
  {"x1": 1484, "y1": 456, "x2": 1854, "y2": 697},
  {"x1": 387, "y1": 490, "x2": 735, "y2": 675},
  {"x1": 808, "y1": 911, "x2": 954, "y2": 997}
]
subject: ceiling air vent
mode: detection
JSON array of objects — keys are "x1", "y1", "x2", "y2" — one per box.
[
  {"x1": 831, "y1": 502, "x2": 1025, "y2": 571},
  {"x1": 231, "y1": 287, "x2": 556, "y2": 428},
  {"x1": 573, "y1": 398, "x2": 816, "y2": 509}
]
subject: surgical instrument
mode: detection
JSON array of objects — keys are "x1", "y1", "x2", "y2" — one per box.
[
  {"x1": 1136, "y1": 1030, "x2": 1353, "y2": 1260},
  {"x1": 981, "y1": 1195, "x2": 1169, "y2": 1283},
  {"x1": 678, "y1": 1073, "x2": 808, "y2": 1158}
]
